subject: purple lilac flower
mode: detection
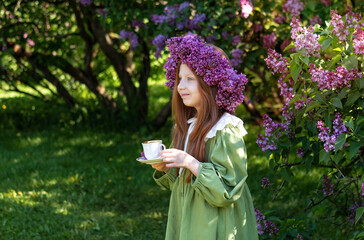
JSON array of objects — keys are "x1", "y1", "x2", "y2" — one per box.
[
  {"x1": 263, "y1": 33, "x2": 277, "y2": 50},
  {"x1": 296, "y1": 147, "x2": 304, "y2": 157},
  {"x1": 240, "y1": 0, "x2": 253, "y2": 18},
  {"x1": 230, "y1": 49, "x2": 244, "y2": 67},
  {"x1": 23, "y1": 33, "x2": 28, "y2": 38},
  {"x1": 79, "y1": 0, "x2": 92, "y2": 6},
  {"x1": 232, "y1": 35, "x2": 242, "y2": 46},
  {"x1": 120, "y1": 30, "x2": 139, "y2": 50},
  {"x1": 264, "y1": 49, "x2": 289, "y2": 75},
  {"x1": 150, "y1": 14, "x2": 168, "y2": 25},
  {"x1": 256, "y1": 134, "x2": 277, "y2": 151},
  {"x1": 98, "y1": 8, "x2": 109, "y2": 18},
  {"x1": 321, "y1": 0, "x2": 331, "y2": 6},
  {"x1": 297, "y1": 233, "x2": 304, "y2": 240},
  {"x1": 261, "y1": 177, "x2": 270, "y2": 188},
  {"x1": 253, "y1": 24, "x2": 263, "y2": 32},
  {"x1": 290, "y1": 17, "x2": 321, "y2": 57},
  {"x1": 222, "y1": 31, "x2": 230, "y2": 40},
  {"x1": 330, "y1": 10, "x2": 349, "y2": 42},
  {"x1": 153, "y1": 34, "x2": 168, "y2": 58},
  {"x1": 348, "y1": 202, "x2": 363, "y2": 223},
  {"x1": 353, "y1": 29, "x2": 364, "y2": 54},
  {"x1": 176, "y1": 19, "x2": 189, "y2": 30},
  {"x1": 274, "y1": 15, "x2": 286, "y2": 24},
  {"x1": 310, "y1": 15, "x2": 322, "y2": 26},
  {"x1": 317, "y1": 113, "x2": 348, "y2": 152},
  {"x1": 255, "y1": 208, "x2": 279, "y2": 236},
  {"x1": 283, "y1": 0, "x2": 303, "y2": 17},
  {"x1": 362, "y1": 182, "x2": 364, "y2": 196},
  {"x1": 322, "y1": 174, "x2": 334, "y2": 195},
  {"x1": 309, "y1": 64, "x2": 362, "y2": 90},
  {"x1": 205, "y1": 35, "x2": 217, "y2": 44},
  {"x1": 178, "y1": 2, "x2": 190, "y2": 12},
  {"x1": 189, "y1": 13, "x2": 206, "y2": 30},
  {"x1": 132, "y1": 20, "x2": 146, "y2": 29}
]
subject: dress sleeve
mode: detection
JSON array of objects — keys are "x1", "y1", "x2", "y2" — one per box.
[
  {"x1": 153, "y1": 168, "x2": 178, "y2": 190},
  {"x1": 190, "y1": 125, "x2": 248, "y2": 208}
]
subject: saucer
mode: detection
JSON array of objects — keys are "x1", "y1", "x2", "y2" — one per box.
[{"x1": 136, "y1": 157, "x2": 163, "y2": 164}]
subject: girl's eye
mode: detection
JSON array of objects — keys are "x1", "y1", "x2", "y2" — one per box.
[{"x1": 187, "y1": 77, "x2": 194, "y2": 81}]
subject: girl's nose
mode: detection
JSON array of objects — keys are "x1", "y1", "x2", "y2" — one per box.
[{"x1": 178, "y1": 78, "x2": 186, "y2": 89}]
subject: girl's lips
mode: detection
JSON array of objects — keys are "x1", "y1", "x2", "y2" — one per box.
[{"x1": 180, "y1": 93, "x2": 189, "y2": 98}]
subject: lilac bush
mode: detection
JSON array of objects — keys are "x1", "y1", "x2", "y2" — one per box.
[{"x1": 257, "y1": 9, "x2": 364, "y2": 235}]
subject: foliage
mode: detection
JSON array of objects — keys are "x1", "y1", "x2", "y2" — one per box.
[{"x1": 257, "y1": 8, "x2": 364, "y2": 239}]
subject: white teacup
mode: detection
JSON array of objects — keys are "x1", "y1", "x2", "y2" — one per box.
[{"x1": 142, "y1": 140, "x2": 166, "y2": 160}]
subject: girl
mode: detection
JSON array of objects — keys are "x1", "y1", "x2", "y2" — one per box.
[{"x1": 151, "y1": 34, "x2": 258, "y2": 240}]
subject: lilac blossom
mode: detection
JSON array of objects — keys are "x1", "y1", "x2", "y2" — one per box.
[
  {"x1": 274, "y1": 15, "x2": 286, "y2": 24},
  {"x1": 261, "y1": 177, "x2": 270, "y2": 188},
  {"x1": 27, "y1": 39, "x2": 35, "y2": 46},
  {"x1": 98, "y1": 8, "x2": 109, "y2": 18},
  {"x1": 132, "y1": 20, "x2": 146, "y2": 29},
  {"x1": 120, "y1": 30, "x2": 139, "y2": 50},
  {"x1": 263, "y1": 33, "x2": 277, "y2": 50},
  {"x1": 230, "y1": 49, "x2": 244, "y2": 67},
  {"x1": 205, "y1": 35, "x2": 217, "y2": 44},
  {"x1": 188, "y1": 13, "x2": 206, "y2": 30},
  {"x1": 178, "y1": 2, "x2": 190, "y2": 12},
  {"x1": 317, "y1": 113, "x2": 348, "y2": 152},
  {"x1": 309, "y1": 64, "x2": 362, "y2": 90},
  {"x1": 255, "y1": 208, "x2": 279, "y2": 236},
  {"x1": 152, "y1": 34, "x2": 168, "y2": 58},
  {"x1": 348, "y1": 202, "x2": 363, "y2": 223},
  {"x1": 252, "y1": 24, "x2": 263, "y2": 32},
  {"x1": 353, "y1": 29, "x2": 364, "y2": 54},
  {"x1": 283, "y1": 0, "x2": 304, "y2": 17},
  {"x1": 79, "y1": 0, "x2": 92, "y2": 6},
  {"x1": 222, "y1": 31, "x2": 230, "y2": 40},
  {"x1": 23, "y1": 33, "x2": 28, "y2": 38},
  {"x1": 257, "y1": 134, "x2": 277, "y2": 151},
  {"x1": 310, "y1": 15, "x2": 322, "y2": 26},
  {"x1": 264, "y1": 49, "x2": 289, "y2": 75},
  {"x1": 330, "y1": 10, "x2": 349, "y2": 42},
  {"x1": 290, "y1": 17, "x2": 321, "y2": 57},
  {"x1": 321, "y1": 0, "x2": 331, "y2": 6},
  {"x1": 322, "y1": 174, "x2": 334, "y2": 195},
  {"x1": 240, "y1": 0, "x2": 253, "y2": 18},
  {"x1": 296, "y1": 147, "x2": 305, "y2": 157},
  {"x1": 150, "y1": 14, "x2": 168, "y2": 25},
  {"x1": 232, "y1": 35, "x2": 242, "y2": 46},
  {"x1": 362, "y1": 183, "x2": 364, "y2": 196},
  {"x1": 297, "y1": 233, "x2": 304, "y2": 240}
]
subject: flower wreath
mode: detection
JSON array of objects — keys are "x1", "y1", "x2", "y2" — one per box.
[{"x1": 164, "y1": 34, "x2": 248, "y2": 114}]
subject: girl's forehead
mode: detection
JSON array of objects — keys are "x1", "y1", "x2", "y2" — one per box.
[{"x1": 179, "y1": 64, "x2": 194, "y2": 75}]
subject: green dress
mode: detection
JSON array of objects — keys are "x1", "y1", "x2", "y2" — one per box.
[{"x1": 154, "y1": 113, "x2": 259, "y2": 240}]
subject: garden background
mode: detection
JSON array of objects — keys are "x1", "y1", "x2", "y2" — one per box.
[{"x1": 0, "y1": 0, "x2": 363, "y2": 239}]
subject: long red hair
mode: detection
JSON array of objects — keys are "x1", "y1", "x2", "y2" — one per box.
[{"x1": 171, "y1": 62, "x2": 225, "y2": 181}]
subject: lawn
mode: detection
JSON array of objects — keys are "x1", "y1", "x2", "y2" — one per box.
[{"x1": 0, "y1": 121, "x2": 343, "y2": 239}]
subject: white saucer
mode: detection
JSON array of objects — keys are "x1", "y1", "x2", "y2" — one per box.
[{"x1": 136, "y1": 157, "x2": 163, "y2": 164}]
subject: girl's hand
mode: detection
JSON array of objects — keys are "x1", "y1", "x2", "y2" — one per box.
[
  {"x1": 161, "y1": 149, "x2": 200, "y2": 176},
  {"x1": 150, "y1": 162, "x2": 169, "y2": 173}
]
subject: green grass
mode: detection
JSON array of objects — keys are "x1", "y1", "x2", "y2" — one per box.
[{"x1": 0, "y1": 125, "x2": 349, "y2": 239}]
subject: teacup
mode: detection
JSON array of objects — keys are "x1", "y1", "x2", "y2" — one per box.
[{"x1": 142, "y1": 140, "x2": 166, "y2": 160}]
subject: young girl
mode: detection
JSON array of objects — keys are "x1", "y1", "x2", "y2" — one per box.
[{"x1": 151, "y1": 34, "x2": 258, "y2": 240}]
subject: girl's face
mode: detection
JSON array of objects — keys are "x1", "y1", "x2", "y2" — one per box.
[{"x1": 177, "y1": 64, "x2": 203, "y2": 112}]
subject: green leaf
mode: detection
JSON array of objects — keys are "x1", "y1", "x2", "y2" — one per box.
[
  {"x1": 281, "y1": 168, "x2": 292, "y2": 181},
  {"x1": 345, "y1": 117, "x2": 354, "y2": 130},
  {"x1": 349, "y1": 141, "x2": 362, "y2": 159},
  {"x1": 291, "y1": 64, "x2": 302, "y2": 82},
  {"x1": 355, "y1": 207, "x2": 364, "y2": 224},
  {"x1": 283, "y1": 41, "x2": 295, "y2": 52},
  {"x1": 319, "y1": 149, "x2": 329, "y2": 164},
  {"x1": 314, "y1": 92, "x2": 327, "y2": 104},
  {"x1": 333, "y1": 152, "x2": 343, "y2": 164},
  {"x1": 331, "y1": 97, "x2": 343, "y2": 109},
  {"x1": 342, "y1": 55, "x2": 358, "y2": 70},
  {"x1": 305, "y1": 100, "x2": 320, "y2": 113},
  {"x1": 328, "y1": 54, "x2": 342, "y2": 69},
  {"x1": 359, "y1": 77, "x2": 364, "y2": 89},
  {"x1": 299, "y1": 56, "x2": 309, "y2": 65},
  {"x1": 321, "y1": 38, "x2": 332, "y2": 51},
  {"x1": 345, "y1": 92, "x2": 360, "y2": 106},
  {"x1": 335, "y1": 133, "x2": 346, "y2": 151},
  {"x1": 337, "y1": 87, "x2": 349, "y2": 100}
]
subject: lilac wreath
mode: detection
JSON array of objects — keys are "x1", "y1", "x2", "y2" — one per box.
[{"x1": 164, "y1": 34, "x2": 248, "y2": 114}]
